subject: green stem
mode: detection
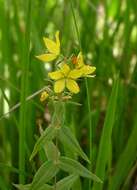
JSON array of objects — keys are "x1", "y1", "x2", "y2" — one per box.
[
  {"x1": 70, "y1": 0, "x2": 82, "y2": 50},
  {"x1": 70, "y1": 1, "x2": 92, "y2": 189},
  {"x1": 85, "y1": 78, "x2": 92, "y2": 189},
  {"x1": 19, "y1": 0, "x2": 31, "y2": 184},
  {"x1": 54, "y1": 136, "x2": 58, "y2": 190}
]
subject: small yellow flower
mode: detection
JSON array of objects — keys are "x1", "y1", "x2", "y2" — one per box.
[
  {"x1": 40, "y1": 91, "x2": 49, "y2": 102},
  {"x1": 48, "y1": 63, "x2": 82, "y2": 94},
  {"x1": 36, "y1": 31, "x2": 60, "y2": 62},
  {"x1": 75, "y1": 52, "x2": 96, "y2": 77}
]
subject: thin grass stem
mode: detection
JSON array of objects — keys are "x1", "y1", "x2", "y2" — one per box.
[{"x1": 70, "y1": 1, "x2": 92, "y2": 189}]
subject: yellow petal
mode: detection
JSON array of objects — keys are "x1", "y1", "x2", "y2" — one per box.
[
  {"x1": 43, "y1": 37, "x2": 59, "y2": 55},
  {"x1": 54, "y1": 79, "x2": 65, "y2": 93},
  {"x1": 77, "y1": 52, "x2": 85, "y2": 68},
  {"x1": 43, "y1": 38, "x2": 58, "y2": 54},
  {"x1": 55, "y1": 31, "x2": 60, "y2": 51},
  {"x1": 48, "y1": 71, "x2": 63, "y2": 80},
  {"x1": 60, "y1": 63, "x2": 70, "y2": 76},
  {"x1": 81, "y1": 65, "x2": 96, "y2": 75},
  {"x1": 36, "y1": 53, "x2": 57, "y2": 62},
  {"x1": 68, "y1": 69, "x2": 82, "y2": 79},
  {"x1": 66, "y1": 79, "x2": 80, "y2": 94}
]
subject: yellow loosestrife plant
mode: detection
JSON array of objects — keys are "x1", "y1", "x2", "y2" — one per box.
[{"x1": 15, "y1": 31, "x2": 102, "y2": 190}]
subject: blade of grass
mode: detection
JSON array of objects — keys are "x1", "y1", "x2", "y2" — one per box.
[
  {"x1": 109, "y1": 112, "x2": 137, "y2": 190},
  {"x1": 19, "y1": 0, "x2": 32, "y2": 183},
  {"x1": 70, "y1": 1, "x2": 93, "y2": 189},
  {"x1": 92, "y1": 76, "x2": 119, "y2": 190},
  {"x1": 0, "y1": 176, "x2": 8, "y2": 190}
]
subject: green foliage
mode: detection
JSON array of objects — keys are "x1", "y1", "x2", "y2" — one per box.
[
  {"x1": 30, "y1": 126, "x2": 57, "y2": 161},
  {"x1": 55, "y1": 175, "x2": 78, "y2": 190},
  {"x1": 109, "y1": 114, "x2": 137, "y2": 190},
  {"x1": 58, "y1": 126, "x2": 90, "y2": 163},
  {"x1": 0, "y1": 0, "x2": 137, "y2": 189},
  {"x1": 92, "y1": 77, "x2": 119, "y2": 190},
  {"x1": 59, "y1": 157, "x2": 102, "y2": 183},
  {"x1": 30, "y1": 160, "x2": 59, "y2": 190}
]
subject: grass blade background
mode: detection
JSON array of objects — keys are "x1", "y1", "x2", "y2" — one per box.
[
  {"x1": 92, "y1": 77, "x2": 119, "y2": 190},
  {"x1": 109, "y1": 112, "x2": 137, "y2": 190},
  {"x1": 0, "y1": 0, "x2": 137, "y2": 189},
  {"x1": 18, "y1": 0, "x2": 32, "y2": 183}
]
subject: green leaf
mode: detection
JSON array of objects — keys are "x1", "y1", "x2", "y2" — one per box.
[
  {"x1": 59, "y1": 157, "x2": 102, "y2": 183},
  {"x1": 14, "y1": 183, "x2": 53, "y2": 190},
  {"x1": 13, "y1": 184, "x2": 31, "y2": 190},
  {"x1": 56, "y1": 175, "x2": 78, "y2": 190},
  {"x1": 44, "y1": 141, "x2": 60, "y2": 161},
  {"x1": 37, "y1": 184, "x2": 53, "y2": 190},
  {"x1": 92, "y1": 77, "x2": 119, "y2": 190},
  {"x1": 59, "y1": 126, "x2": 90, "y2": 163},
  {"x1": 30, "y1": 126, "x2": 56, "y2": 161},
  {"x1": 109, "y1": 114, "x2": 137, "y2": 190},
  {"x1": 30, "y1": 160, "x2": 59, "y2": 190},
  {"x1": 107, "y1": 0, "x2": 121, "y2": 18}
]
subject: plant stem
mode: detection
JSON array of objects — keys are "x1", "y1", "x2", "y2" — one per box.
[
  {"x1": 85, "y1": 78, "x2": 92, "y2": 189},
  {"x1": 70, "y1": 1, "x2": 92, "y2": 189},
  {"x1": 19, "y1": 0, "x2": 31, "y2": 183},
  {"x1": 54, "y1": 136, "x2": 58, "y2": 190},
  {"x1": 70, "y1": 0, "x2": 82, "y2": 51}
]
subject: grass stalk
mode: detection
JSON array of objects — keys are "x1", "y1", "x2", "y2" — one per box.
[
  {"x1": 70, "y1": 1, "x2": 93, "y2": 189},
  {"x1": 19, "y1": 0, "x2": 32, "y2": 183}
]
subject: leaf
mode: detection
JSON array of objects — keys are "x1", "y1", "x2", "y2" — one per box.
[
  {"x1": 59, "y1": 157, "x2": 102, "y2": 183},
  {"x1": 58, "y1": 126, "x2": 90, "y2": 163},
  {"x1": 92, "y1": 77, "x2": 119, "y2": 190},
  {"x1": 14, "y1": 183, "x2": 53, "y2": 190},
  {"x1": 37, "y1": 184, "x2": 53, "y2": 190},
  {"x1": 107, "y1": 0, "x2": 121, "y2": 18},
  {"x1": 44, "y1": 141, "x2": 60, "y2": 161},
  {"x1": 109, "y1": 114, "x2": 137, "y2": 190},
  {"x1": 13, "y1": 184, "x2": 31, "y2": 190},
  {"x1": 30, "y1": 160, "x2": 59, "y2": 190},
  {"x1": 56, "y1": 175, "x2": 78, "y2": 190},
  {"x1": 30, "y1": 126, "x2": 56, "y2": 161}
]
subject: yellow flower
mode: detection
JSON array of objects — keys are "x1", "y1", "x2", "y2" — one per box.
[
  {"x1": 75, "y1": 52, "x2": 96, "y2": 77},
  {"x1": 36, "y1": 31, "x2": 60, "y2": 62},
  {"x1": 48, "y1": 63, "x2": 82, "y2": 94},
  {"x1": 40, "y1": 91, "x2": 49, "y2": 102}
]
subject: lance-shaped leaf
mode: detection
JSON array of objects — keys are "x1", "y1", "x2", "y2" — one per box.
[
  {"x1": 59, "y1": 157, "x2": 102, "y2": 183},
  {"x1": 14, "y1": 183, "x2": 53, "y2": 190},
  {"x1": 30, "y1": 126, "x2": 56, "y2": 161},
  {"x1": 56, "y1": 174, "x2": 78, "y2": 190},
  {"x1": 30, "y1": 160, "x2": 59, "y2": 190},
  {"x1": 44, "y1": 141, "x2": 60, "y2": 161},
  {"x1": 13, "y1": 184, "x2": 31, "y2": 190},
  {"x1": 58, "y1": 126, "x2": 90, "y2": 163},
  {"x1": 37, "y1": 184, "x2": 53, "y2": 190}
]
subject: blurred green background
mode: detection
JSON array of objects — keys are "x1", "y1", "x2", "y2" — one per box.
[{"x1": 0, "y1": 0, "x2": 137, "y2": 189}]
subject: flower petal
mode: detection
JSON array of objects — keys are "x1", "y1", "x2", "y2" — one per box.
[
  {"x1": 36, "y1": 53, "x2": 57, "y2": 62},
  {"x1": 60, "y1": 63, "x2": 70, "y2": 76},
  {"x1": 77, "y1": 52, "x2": 85, "y2": 68},
  {"x1": 68, "y1": 69, "x2": 82, "y2": 79},
  {"x1": 48, "y1": 71, "x2": 64, "y2": 80},
  {"x1": 80, "y1": 65, "x2": 96, "y2": 75},
  {"x1": 54, "y1": 79, "x2": 65, "y2": 93},
  {"x1": 66, "y1": 79, "x2": 80, "y2": 94},
  {"x1": 43, "y1": 37, "x2": 59, "y2": 55}
]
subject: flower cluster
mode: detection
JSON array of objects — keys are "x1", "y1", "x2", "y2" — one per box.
[{"x1": 36, "y1": 31, "x2": 96, "y2": 101}]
